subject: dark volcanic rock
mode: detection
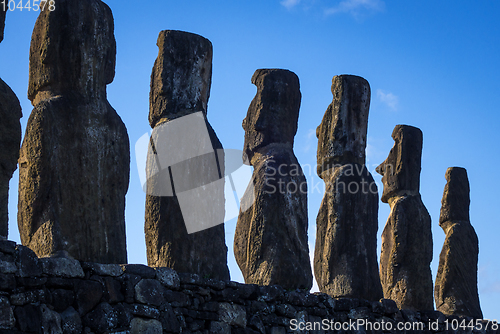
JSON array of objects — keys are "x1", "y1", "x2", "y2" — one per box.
[
  {"x1": 61, "y1": 307, "x2": 82, "y2": 334},
  {"x1": 313, "y1": 75, "x2": 382, "y2": 301},
  {"x1": 376, "y1": 125, "x2": 433, "y2": 310},
  {"x1": 314, "y1": 165, "x2": 382, "y2": 300},
  {"x1": 14, "y1": 304, "x2": 41, "y2": 332},
  {"x1": 149, "y1": 30, "x2": 212, "y2": 128},
  {"x1": 241, "y1": 69, "x2": 301, "y2": 163},
  {"x1": 376, "y1": 125, "x2": 423, "y2": 203},
  {"x1": 234, "y1": 69, "x2": 312, "y2": 290},
  {"x1": 439, "y1": 167, "x2": 471, "y2": 224},
  {"x1": 316, "y1": 75, "x2": 370, "y2": 175},
  {"x1": 435, "y1": 167, "x2": 482, "y2": 318},
  {"x1": 0, "y1": 10, "x2": 22, "y2": 238},
  {"x1": 83, "y1": 302, "x2": 118, "y2": 332},
  {"x1": 145, "y1": 30, "x2": 229, "y2": 280},
  {"x1": 18, "y1": 0, "x2": 129, "y2": 263}
]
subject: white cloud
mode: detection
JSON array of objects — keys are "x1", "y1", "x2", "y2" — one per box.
[
  {"x1": 376, "y1": 89, "x2": 399, "y2": 111},
  {"x1": 478, "y1": 264, "x2": 500, "y2": 294},
  {"x1": 325, "y1": 0, "x2": 385, "y2": 18},
  {"x1": 302, "y1": 128, "x2": 317, "y2": 153},
  {"x1": 281, "y1": 0, "x2": 301, "y2": 9}
]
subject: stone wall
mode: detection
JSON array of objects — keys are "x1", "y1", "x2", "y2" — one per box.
[{"x1": 0, "y1": 239, "x2": 497, "y2": 334}]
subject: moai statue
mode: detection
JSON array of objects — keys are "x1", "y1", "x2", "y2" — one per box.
[
  {"x1": 376, "y1": 125, "x2": 433, "y2": 310},
  {"x1": 0, "y1": 10, "x2": 22, "y2": 238},
  {"x1": 144, "y1": 30, "x2": 230, "y2": 280},
  {"x1": 234, "y1": 69, "x2": 312, "y2": 290},
  {"x1": 435, "y1": 167, "x2": 482, "y2": 318},
  {"x1": 314, "y1": 75, "x2": 383, "y2": 300},
  {"x1": 18, "y1": 0, "x2": 129, "y2": 263}
]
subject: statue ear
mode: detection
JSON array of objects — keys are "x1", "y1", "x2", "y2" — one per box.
[{"x1": 104, "y1": 39, "x2": 116, "y2": 85}]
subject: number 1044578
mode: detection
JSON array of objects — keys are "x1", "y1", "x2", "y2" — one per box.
[{"x1": 1, "y1": 0, "x2": 55, "y2": 11}]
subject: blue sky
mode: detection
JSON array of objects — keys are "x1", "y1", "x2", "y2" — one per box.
[{"x1": 2, "y1": 0, "x2": 499, "y2": 319}]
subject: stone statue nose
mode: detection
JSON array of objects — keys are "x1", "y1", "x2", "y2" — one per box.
[{"x1": 375, "y1": 162, "x2": 385, "y2": 176}]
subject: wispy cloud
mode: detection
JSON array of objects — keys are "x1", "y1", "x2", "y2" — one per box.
[
  {"x1": 281, "y1": 0, "x2": 301, "y2": 9},
  {"x1": 302, "y1": 128, "x2": 317, "y2": 153},
  {"x1": 377, "y1": 89, "x2": 399, "y2": 111},
  {"x1": 478, "y1": 264, "x2": 500, "y2": 294},
  {"x1": 325, "y1": 0, "x2": 385, "y2": 18}
]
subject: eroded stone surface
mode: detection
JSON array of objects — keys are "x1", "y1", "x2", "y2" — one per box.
[
  {"x1": 0, "y1": 237, "x2": 495, "y2": 333},
  {"x1": 435, "y1": 167, "x2": 482, "y2": 318},
  {"x1": 376, "y1": 125, "x2": 423, "y2": 202},
  {"x1": 149, "y1": 30, "x2": 212, "y2": 128},
  {"x1": 314, "y1": 165, "x2": 382, "y2": 301},
  {"x1": 316, "y1": 75, "x2": 370, "y2": 176},
  {"x1": 0, "y1": 10, "x2": 22, "y2": 238},
  {"x1": 376, "y1": 125, "x2": 433, "y2": 310},
  {"x1": 145, "y1": 30, "x2": 229, "y2": 280},
  {"x1": 234, "y1": 69, "x2": 312, "y2": 290},
  {"x1": 18, "y1": 0, "x2": 129, "y2": 263},
  {"x1": 241, "y1": 69, "x2": 301, "y2": 163},
  {"x1": 0, "y1": 296, "x2": 15, "y2": 328},
  {"x1": 439, "y1": 167, "x2": 470, "y2": 224},
  {"x1": 130, "y1": 317, "x2": 163, "y2": 334},
  {"x1": 314, "y1": 75, "x2": 382, "y2": 301}
]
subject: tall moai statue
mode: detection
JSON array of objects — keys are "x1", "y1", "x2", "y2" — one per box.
[
  {"x1": 376, "y1": 125, "x2": 433, "y2": 310},
  {"x1": 313, "y1": 75, "x2": 383, "y2": 300},
  {"x1": 144, "y1": 30, "x2": 230, "y2": 281},
  {"x1": 435, "y1": 167, "x2": 482, "y2": 318},
  {"x1": 0, "y1": 10, "x2": 22, "y2": 238},
  {"x1": 18, "y1": 0, "x2": 129, "y2": 263},
  {"x1": 234, "y1": 69, "x2": 312, "y2": 290}
]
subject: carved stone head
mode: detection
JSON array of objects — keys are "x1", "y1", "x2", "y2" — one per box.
[
  {"x1": 440, "y1": 167, "x2": 470, "y2": 224},
  {"x1": 242, "y1": 69, "x2": 301, "y2": 163},
  {"x1": 28, "y1": 0, "x2": 116, "y2": 103},
  {"x1": 149, "y1": 30, "x2": 213, "y2": 128},
  {"x1": 376, "y1": 124, "x2": 423, "y2": 203},
  {"x1": 316, "y1": 75, "x2": 370, "y2": 177}
]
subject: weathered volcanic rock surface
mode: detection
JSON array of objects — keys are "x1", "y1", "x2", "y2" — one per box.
[
  {"x1": 377, "y1": 124, "x2": 423, "y2": 203},
  {"x1": 148, "y1": 30, "x2": 213, "y2": 128},
  {"x1": 1, "y1": 238, "x2": 495, "y2": 334},
  {"x1": 234, "y1": 69, "x2": 312, "y2": 290},
  {"x1": 145, "y1": 30, "x2": 229, "y2": 281},
  {"x1": 435, "y1": 167, "x2": 482, "y2": 318},
  {"x1": 235, "y1": 147, "x2": 311, "y2": 289},
  {"x1": 241, "y1": 69, "x2": 300, "y2": 162},
  {"x1": 377, "y1": 125, "x2": 433, "y2": 310},
  {"x1": 379, "y1": 194, "x2": 433, "y2": 310},
  {"x1": 314, "y1": 164, "x2": 382, "y2": 300},
  {"x1": 316, "y1": 75, "x2": 370, "y2": 175},
  {"x1": 439, "y1": 167, "x2": 471, "y2": 223},
  {"x1": 18, "y1": 0, "x2": 129, "y2": 263},
  {"x1": 314, "y1": 75, "x2": 382, "y2": 301},
  {"x1": 0, "y1": 9, "x2": 22, "y2": 237}
]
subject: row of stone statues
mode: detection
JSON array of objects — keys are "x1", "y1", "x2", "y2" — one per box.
[{"x1": 0, "y1": 0, "x2": 482, "y2": 319}]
